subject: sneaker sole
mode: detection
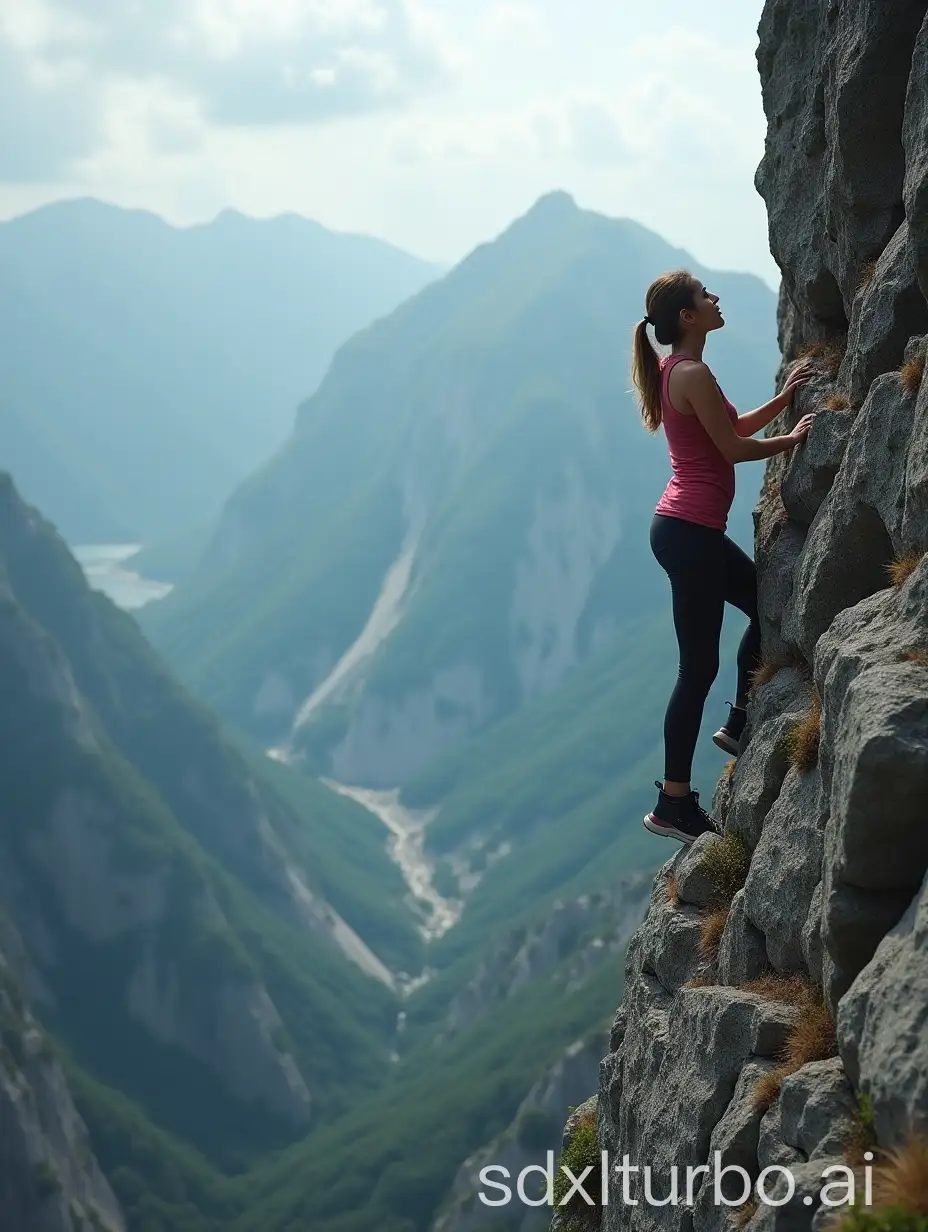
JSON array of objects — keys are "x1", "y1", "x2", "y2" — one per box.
[
  {"x1": 643, "y1": 813, "x2": 697, "y2": 846},
  {"x1": 713, "y1": 730, "x2": 741, "y2": 756}
]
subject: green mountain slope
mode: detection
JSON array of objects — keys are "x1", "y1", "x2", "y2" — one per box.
[
  {"x1": 143, "y1": 193, "x2": 777, "y2": 791},
  {"x1": 0, "y1": 199, "x2": 440, "y2": 542},
  {"x1": 0, "y1": 472, "x2": 425, "y2": 1171},
  {"x1": 70, "y1": 924, "x2": 632, "y2": 1232}
]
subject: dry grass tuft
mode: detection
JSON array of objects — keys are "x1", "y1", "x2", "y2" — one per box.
[
  {"x1": 826, "y1": 392, "x2": 851, "y2": 412},
  {"x1": 857, "y1": 259, "x2": 878, "y2": 295},
  {"x1": 800, "y1": 336, "x2": 847, "y2": 378},
  {"x1": 666, "y1": 872, "x2": 680, "y2": 909},
  {"x1": 699, "y1": 907, "x2": 729, "y2": 962},
  {"x1": 784, "y1": 690, "x2": 822, "y2": 773},
  {"x1": 784, "y1": 990, "x2": 837, "y2": 1070},
  {"x1": 750, "y1": 657, "x2": 782, "y2": 691},
  {"x1": 748, "y1": 977, "x2": 837, "y2": 1113},
  {"x1": 692, "y1": 834, "x2": 752, "y2": 968},
  {"x1": 901, "y1": 350, "x2": 926, "y2": 397},
  {"x1": 750, "y1": 649, "x2": 810, "y2": 694},
  {"x1": 741, "y1": 972, "x2": 810, "y2": 1007},
  {"x1": 887, "y1": 553, "x2": 923, "y2": 588},
  {"x1": 753, "y1": 1069, "x2": 784, "y2": 1113},
  {"x1": 873, "y1": 1136, "x2": 928, "y2": 1215},
  {"x1": 731, "y1": 1199, "x2": 759, "y2": 1230},
  {"x1": 901, "y1": 648, "x2": 928, "y2": 667},
  {"x1": 724, "y1": 758, "x2": 737, "y2": 781}
]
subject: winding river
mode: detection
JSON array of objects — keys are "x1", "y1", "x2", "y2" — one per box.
[{"x1": 321, "y1": 779, "x2": 462, "y2": 943}]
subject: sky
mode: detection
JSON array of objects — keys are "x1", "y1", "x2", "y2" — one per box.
[{"x1": 0, "y1": 0, "x2": 778, "y2": 286}]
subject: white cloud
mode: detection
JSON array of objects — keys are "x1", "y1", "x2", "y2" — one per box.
[
  {"x1": 0, "y1": 0, "x2": 777, "y2": 286},
  {"x1": 390, "y1": 90, "x2": 631, "y2": 164},
  {"x1": 480, "y1": 4, "x2": 543, "y2": 45},
  {"x1": 0, "y1": 0, "x2": 461, "y2": 181}
]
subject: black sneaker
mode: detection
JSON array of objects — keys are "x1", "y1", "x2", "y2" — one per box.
[
  {"x1": 713, "y1": 703, "x2": 747, "y2": 757},
  {"x1": 643, "y1": 782, "x2": 718, "y2": 846}
]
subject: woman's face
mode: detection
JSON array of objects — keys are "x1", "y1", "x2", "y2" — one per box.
[{"x1": 682, "y1": 282, "x2": 724, "y2": 333}]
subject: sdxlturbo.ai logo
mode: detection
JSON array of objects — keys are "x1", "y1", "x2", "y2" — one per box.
[{"x1": 478, "y1": 1151, "x2": 875, "y2": 1211}]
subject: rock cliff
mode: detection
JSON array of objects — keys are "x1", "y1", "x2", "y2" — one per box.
[
  {"x1": 553, "y1": 5, "x2": 928, "y2": 1232},
  {"x1": 0, "y1": 930, "x2": 125, "y2": 1232}
]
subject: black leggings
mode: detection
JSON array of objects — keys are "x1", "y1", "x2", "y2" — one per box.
[{"x1": 650, "y1": 513, "x2": 761, "y2": 783}]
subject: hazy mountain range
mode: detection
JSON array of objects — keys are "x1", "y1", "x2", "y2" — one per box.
[{"x1": 0, "y1": 199, "x2": 440, "y2": 543}]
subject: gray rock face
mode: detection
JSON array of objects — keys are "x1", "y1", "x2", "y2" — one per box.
[
  {"x1": 752, "y1": 1060, "x2": 856, "y2": 1232},
  {"x1": 553, "y1": 7, "x2": 928, "y2": 1232},
  {"x1": 839, "y1": 869, "x2": 928, "y2": 1144},
  {"x1": 842, "y1": 224, "x2": 928, "y2": 403},
  {"x1": 675, "y1": 835, "x2": 725, "y2": 911},
  {"x1": 780, "y1": 401, "x2": 850, "y2": 529},
  {"x1": 595, "y1": 877, "x2": 805, "y2": 1232},
  {"x1": 755, "y1": 517, "x2": 807, "y2": 665},
  {"x1": 781, "y1": 372, "x2": 909, "y2": 661},
  {"x1": 741, "y1": 769, "x2": 827, "y2": 974},
  {"x1": 757, "y1": 0, "x2": 927, "y2": 323},
  {"x1": 902, "y1": 340, "x2": 928, "y2": 552},
  {"x1": 775, "y1": 1059, "x2": 856, "y2": 1163},
  {"x1": 717, "y1": 891, "x2": 769, "y2": 988},
  {"x1": 0, "y1": 948, "x2": 124, "y2": 1232},
  {"x1": 727, "y1": 669, "x2": 809, "y2": 851},
  {"x1": 904, "y1": 14, "x2": 928, "y2": 300},
  {"x1": 692, "y1": 1060, "x2": 778, "y2": 1232},
  {"x1": 814, "y1": 564, "x2": 928, "y2": 1008}
]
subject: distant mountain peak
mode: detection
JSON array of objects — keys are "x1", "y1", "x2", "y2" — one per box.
[
  {"x1": 526, "y1": 189, "x2": 579, "y2": 220},
  {"x1": 533, "y1": 189, "x2": 578, "y2": 209}
]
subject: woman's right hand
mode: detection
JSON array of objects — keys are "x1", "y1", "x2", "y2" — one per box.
[{"x1": 789, "y1": 413, "x2": 816, "y2": 445}]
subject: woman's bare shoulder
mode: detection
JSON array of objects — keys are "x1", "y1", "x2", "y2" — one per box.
[{"x1": 669, "y1": 359, "x2": 712, "y2": 390}]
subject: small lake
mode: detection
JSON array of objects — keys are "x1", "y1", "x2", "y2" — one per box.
[{"x1": 71, "y1": 544, "x2": 174, "y2": 611}]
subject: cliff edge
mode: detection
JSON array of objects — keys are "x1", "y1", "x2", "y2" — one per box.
[{"x1": 554, "y1": 4, "x2": 928, "y2": 1231}]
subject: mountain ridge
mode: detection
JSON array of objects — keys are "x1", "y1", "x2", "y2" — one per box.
[
  {"x1": 0, "y1": 197, "x2": 440, "y2": 543},
  {"x1": 5, "y1": 195, "x2": 439, "y2": 266}
]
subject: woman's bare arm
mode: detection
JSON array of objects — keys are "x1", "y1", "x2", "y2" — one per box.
[
  {"x1": 677, "y1": 363, "x2": 808, "y2": 463},
  {"x1": 734, "y1": 391, "x2": 790, "y2": 437}
]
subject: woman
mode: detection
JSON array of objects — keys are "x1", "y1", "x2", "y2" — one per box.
[{"x1": 632, "y1": 269, "x2": 814, "y2": 846}]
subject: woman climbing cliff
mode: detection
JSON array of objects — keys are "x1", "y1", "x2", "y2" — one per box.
[{"x1": 632, "y1": 269, "x2": 814, "y2": 846}]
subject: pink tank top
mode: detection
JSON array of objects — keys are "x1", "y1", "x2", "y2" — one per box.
[{"x1": 654, "y1": 354, "x2": 738, "y2": 532}]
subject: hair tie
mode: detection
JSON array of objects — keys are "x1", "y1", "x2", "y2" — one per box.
[{"x1": 642, "y1": 315, "x2": 652, "y2": 326}]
